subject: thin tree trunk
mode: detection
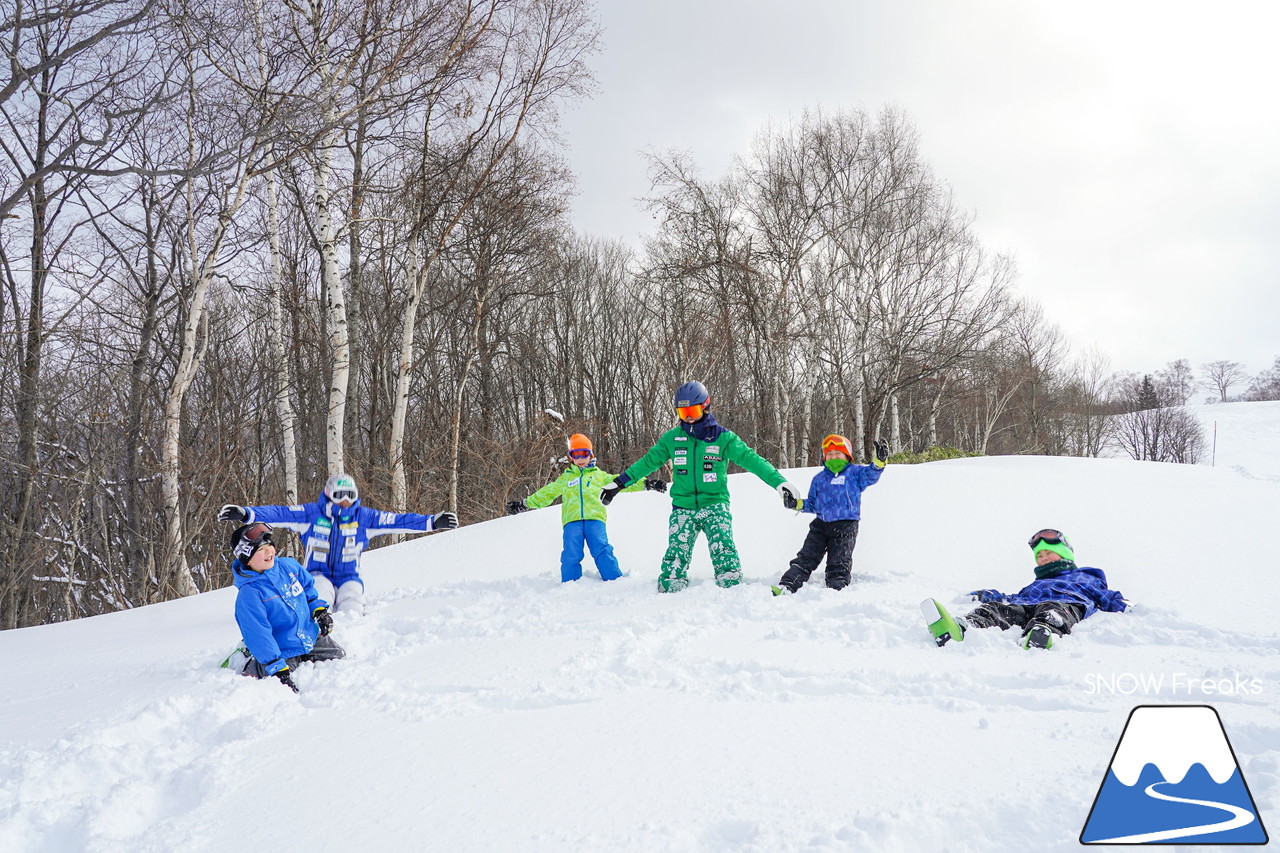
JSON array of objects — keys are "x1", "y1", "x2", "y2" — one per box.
[
  {"x1": 390, "y1": 233, "x2": 427, "y2": 512},
  {"x1": 448, "y1": 284, "x2": 491, "y2": 511},
  {"x1": 265, "y1": 169, "x2": 299, "y2": 503},
  {"x1": 316, "y1": 125, "x2": 348, "y2": 476}
]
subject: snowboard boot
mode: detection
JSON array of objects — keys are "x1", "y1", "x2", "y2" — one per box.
[
  {"x1": 921, "y1": 598, "x2": 966, "y2": 647},
  {"x1": 1022, "y1": 622, "x2": 1055, "y2": 650},
  {"x1": 771, "y1": 585, "x2": 793, "y2": 596}
]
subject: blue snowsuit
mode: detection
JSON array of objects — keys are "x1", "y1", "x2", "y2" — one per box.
[
  {"x1": 246, "y1": 493, "x2": 437, "y2": 590},
  {"x1": 972, "y1": 566, "x2": 1128, "y2": 618},
  {"x1": 801, "y1": 462, "x2": 883, "y2": 521},
  {"x1": 779, "y1": 461, "x2": 884, "y2": 592},
  {"x1": 233, "y1": 556, "x2": 325, "y2": 676}
]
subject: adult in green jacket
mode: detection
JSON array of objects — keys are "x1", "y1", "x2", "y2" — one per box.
[
  {"x1": 603, "y1": 381, "x2": 800, "y2": 592},
  {"x1": 507, "y1": 433, "x2": 665, "y2": 582}
]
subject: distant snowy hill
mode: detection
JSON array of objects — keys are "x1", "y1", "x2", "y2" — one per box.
[
  {"x1": 1186, "y1": 399, "x2": 1280, "y2": 481},
  {"x1": 2, "y1": 444, "x2": 1279, "y2": 851}
]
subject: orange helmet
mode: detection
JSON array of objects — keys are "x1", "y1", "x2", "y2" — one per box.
[
  {"x1": 821, "y1": 434, "x2": 854, "y2": 461},
  {"x1": 567, "y1": 433, "x2": 594, "y2": 459}
]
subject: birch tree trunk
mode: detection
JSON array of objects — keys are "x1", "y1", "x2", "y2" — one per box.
[
  {"x1": 448, "y1": 284, "x2": 491, "y2": 511},
  {"x1": 889, "y1": 393, "x2": 901, "y2": 453},
  {"x1": 389, "y1": 233, "x2": 427, "y2": 512},
  {"x1": 265, "y1": 169, "x2": 300, "y2": 503},
  {"x1": 927, "y1": 376, "x2": 947, "y2": 448},
  {"x1": 315, "y1": 122, "x2": 348, "y2": 476}
]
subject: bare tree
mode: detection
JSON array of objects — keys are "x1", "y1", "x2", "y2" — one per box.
[
  {"x1": 1202, "y1": 359, "x2": 1247, "y2": 402},
  {"x1": 1243, "y1": 357, "x2": 1280, "y2": 401},
  {"x1": 1156, "y1": 358, "x2": 1195, "y2": 406}
]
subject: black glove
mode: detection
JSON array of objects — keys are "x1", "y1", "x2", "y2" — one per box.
[
  {"x1": 313, "y1": 607, "x2": 333, "y2": 636},
  {"x1": 218, "y1": 504, "x2": 248, "y2": 523},
  {"x1": 874, "y1": 439, "x2": 889, "y2": 466},
  {"x1": 505, "y1": 500, "x2": 528, "y2": 516},
  {"x1": 777, "y1": 481, "x2": 800, "y2": 510},
  {"x1": 644, "y1": 479, "x2": 668, "y2": 493},
  {"x1": 274, "y1": 668, "x2": 299, "y2": 694},
  {"x1": 600, "y1": 478, "x2": 623, "y2": 506},
  {"x1": 431, "y1": 511, "x2": 458, "y2": 531}
]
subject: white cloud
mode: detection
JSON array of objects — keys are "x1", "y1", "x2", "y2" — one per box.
[{"x1": 561, "y1": 0, "x2": 1280, "y2": 371}]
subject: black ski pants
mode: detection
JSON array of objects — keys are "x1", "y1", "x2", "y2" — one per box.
[
  {"x1": 779, "y1": 518, "x2": 859, "y2": 592},
  {"x1": 242, "y1": 634, "x2": 346, "y2": 678},
  {"x1": 964, "y1": 600, "x2": 1086, "y2": 638}
]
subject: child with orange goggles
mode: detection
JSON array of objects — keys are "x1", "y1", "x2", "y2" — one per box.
[
  {"x1": 772, "y1": 434, "x2": 888, "y2": 595},
  {"x1": 506, "y1": 433, "x2": 667, "y2": 582}
]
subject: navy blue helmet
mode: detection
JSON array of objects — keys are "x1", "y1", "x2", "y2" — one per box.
[{"x1": 674, "y1": 381, "x2": 710, "y2": 409}]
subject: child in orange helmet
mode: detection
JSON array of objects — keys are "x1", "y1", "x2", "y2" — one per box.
[
  {"x1": 773, "y1": 434, "x2": 887, "y2": 594},
  {"x1": 506, "y1": 434, "x2": 665, "y2": 582}
]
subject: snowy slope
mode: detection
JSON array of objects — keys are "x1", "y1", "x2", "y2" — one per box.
[
  {"x1": 2, "y1": 455, "x2": 1278, "y2": 853},
  {"x1": 1187, "y1": 399, "x2": 1280, "y2": 481}
]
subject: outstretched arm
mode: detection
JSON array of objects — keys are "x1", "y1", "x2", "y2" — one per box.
[{"x1": 242, "y1": 503, "x2": 317, "y2": 534}]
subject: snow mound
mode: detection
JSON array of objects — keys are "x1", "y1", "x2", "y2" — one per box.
[{"x1": 2, "y1": 453, "x2": 1278, "y2": 852}]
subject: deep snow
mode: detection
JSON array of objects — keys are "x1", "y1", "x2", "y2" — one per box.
[{"x1": 2, "y1": 412, "x2": 1278, "y2": 852}]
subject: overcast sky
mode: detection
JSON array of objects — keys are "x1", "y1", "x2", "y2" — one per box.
[{"x1": 557, "y1": 1, "x2": 1280, "y2": 386}]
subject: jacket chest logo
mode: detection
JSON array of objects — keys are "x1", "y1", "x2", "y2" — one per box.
[
  {"x1": 567, "y1": 477, "x2": 582, "y2": 487},
  {"x1": 705, "y1": 445, "x2": 720, "y2": 454},
  {"x1": 288, "y1": 578, "x2": 304, "y2": 597},
  {"x1": 831, "y1": 475, "x2": 846, "y2": 485}
]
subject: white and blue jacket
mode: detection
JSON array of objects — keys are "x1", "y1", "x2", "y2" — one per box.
[
  {"x1": 233, "y1": 555, "x2": 326, "y2": 675},
  {"x1": 246, "y1": 492, "x2": 436, "y2": 588},
  {"x1": 802, "y1": 463, "x2": 883, "y2": 522}
]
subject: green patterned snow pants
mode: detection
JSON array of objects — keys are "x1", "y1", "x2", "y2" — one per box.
[{"x1": 658, "y1": 503, "x2": 742, "y2": 593}]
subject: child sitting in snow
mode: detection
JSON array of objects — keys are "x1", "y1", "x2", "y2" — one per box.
[
  {"x1": 226, "y1": 522, "x2": 345, "y2": 692},
  {"x1": 506, "y1": 434, "x2": 666, "y2": 582},
  {"x1": 922, "y1": 528, "x2": 1128, "y2": 650},
  {"x1": 772, "y1": 433, "x2": 887, "y2": 595}
]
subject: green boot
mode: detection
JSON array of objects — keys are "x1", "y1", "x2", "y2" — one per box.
[
  {"x1": 921, "y1": 598, "x2": 965, "y2": 647},
  {"x1": 1021, "y1": 622, "x2": 1055, "y2": 650}
]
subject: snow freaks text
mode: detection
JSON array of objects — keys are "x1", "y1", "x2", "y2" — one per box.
[{"x1": 1084, "y1": 673, "x2": 1264, "y2": 696}]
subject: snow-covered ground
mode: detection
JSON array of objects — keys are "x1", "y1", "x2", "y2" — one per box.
[
  {"x1": 1187, "y1": 399, "x2": 1280, "y2": 481},
  {"x1": 3, "y1": 424, "x2": 1279, "y2": 851}
]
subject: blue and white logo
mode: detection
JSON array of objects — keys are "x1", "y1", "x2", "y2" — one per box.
[{"x1": 1080, "y1": 705, "x2": 1268, "y2": 844}]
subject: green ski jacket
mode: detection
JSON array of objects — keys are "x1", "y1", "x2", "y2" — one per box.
[
  {"x1": 622, "y1": 425, "x2": 784, "y2": 511},
  {"x1": 525, "y1": 463, "x2": 643, "y2": 525}
]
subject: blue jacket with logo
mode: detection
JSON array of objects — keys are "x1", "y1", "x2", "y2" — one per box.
[
  {"x1": 802, "y1": 463, "x2": 883, "y2": 522},
  {"x1": 246, "y1": 493, "x2": 436, "y2": 587},
  {"x1": 972, "y1": 566, "x2": 1128, "y2": 618},
  {"x1": 233, "y1": 555, "x2": 326, "y2": 675}
]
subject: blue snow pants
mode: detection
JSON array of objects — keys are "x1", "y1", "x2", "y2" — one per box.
[{"x1": 561, "y1": 520, "x2": 622, "y2": 582}]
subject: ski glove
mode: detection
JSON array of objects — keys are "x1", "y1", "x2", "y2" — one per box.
[
  {"x1": 505, "y1": 501, "x2": 528, "y2": 516},
  {"x1": 274, "y1": 668, "x2": 299, "y2": 694},
  {"x1": 313, "y1": 607, "x2": 333, "y2": 637},
  {"x1": 969, "y1": 589, "x2": 1004, "y2": 603},
  {"x1": 777, "y1": 482, "x2": 801, "y2": 510},
  {"x1": 873, "y1": 439, "x2": 889, "y2": 467},
  {"x1": 599, "y1": 479, "x2": 622, "y2": 506},
  {"x1": 218, "y1": 504, "x2": 248, "y2": 523},
  {"x1": 431, "y1": 512, "x2": 458, "y2": 531},
  {"x1": 643, "y1": 479, "x2": 668, "y2": 493}
]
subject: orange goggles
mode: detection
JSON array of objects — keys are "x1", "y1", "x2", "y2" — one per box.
[{"x1": 676, "y1": 403, "x2": 705, "y2": 420}]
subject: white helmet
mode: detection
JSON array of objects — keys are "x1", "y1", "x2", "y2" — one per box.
[{"x1": 324, "y1": 473, "x2": 359, "y2": 503}]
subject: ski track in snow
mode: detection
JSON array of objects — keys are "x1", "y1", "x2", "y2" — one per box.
[{"x1": 2, "y1": 450, "x2": 1280, "y2": 852}]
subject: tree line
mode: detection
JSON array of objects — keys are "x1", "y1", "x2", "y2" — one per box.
[{"x1": 2, "y1": 0, "x2": 1273, "y2": 628}]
